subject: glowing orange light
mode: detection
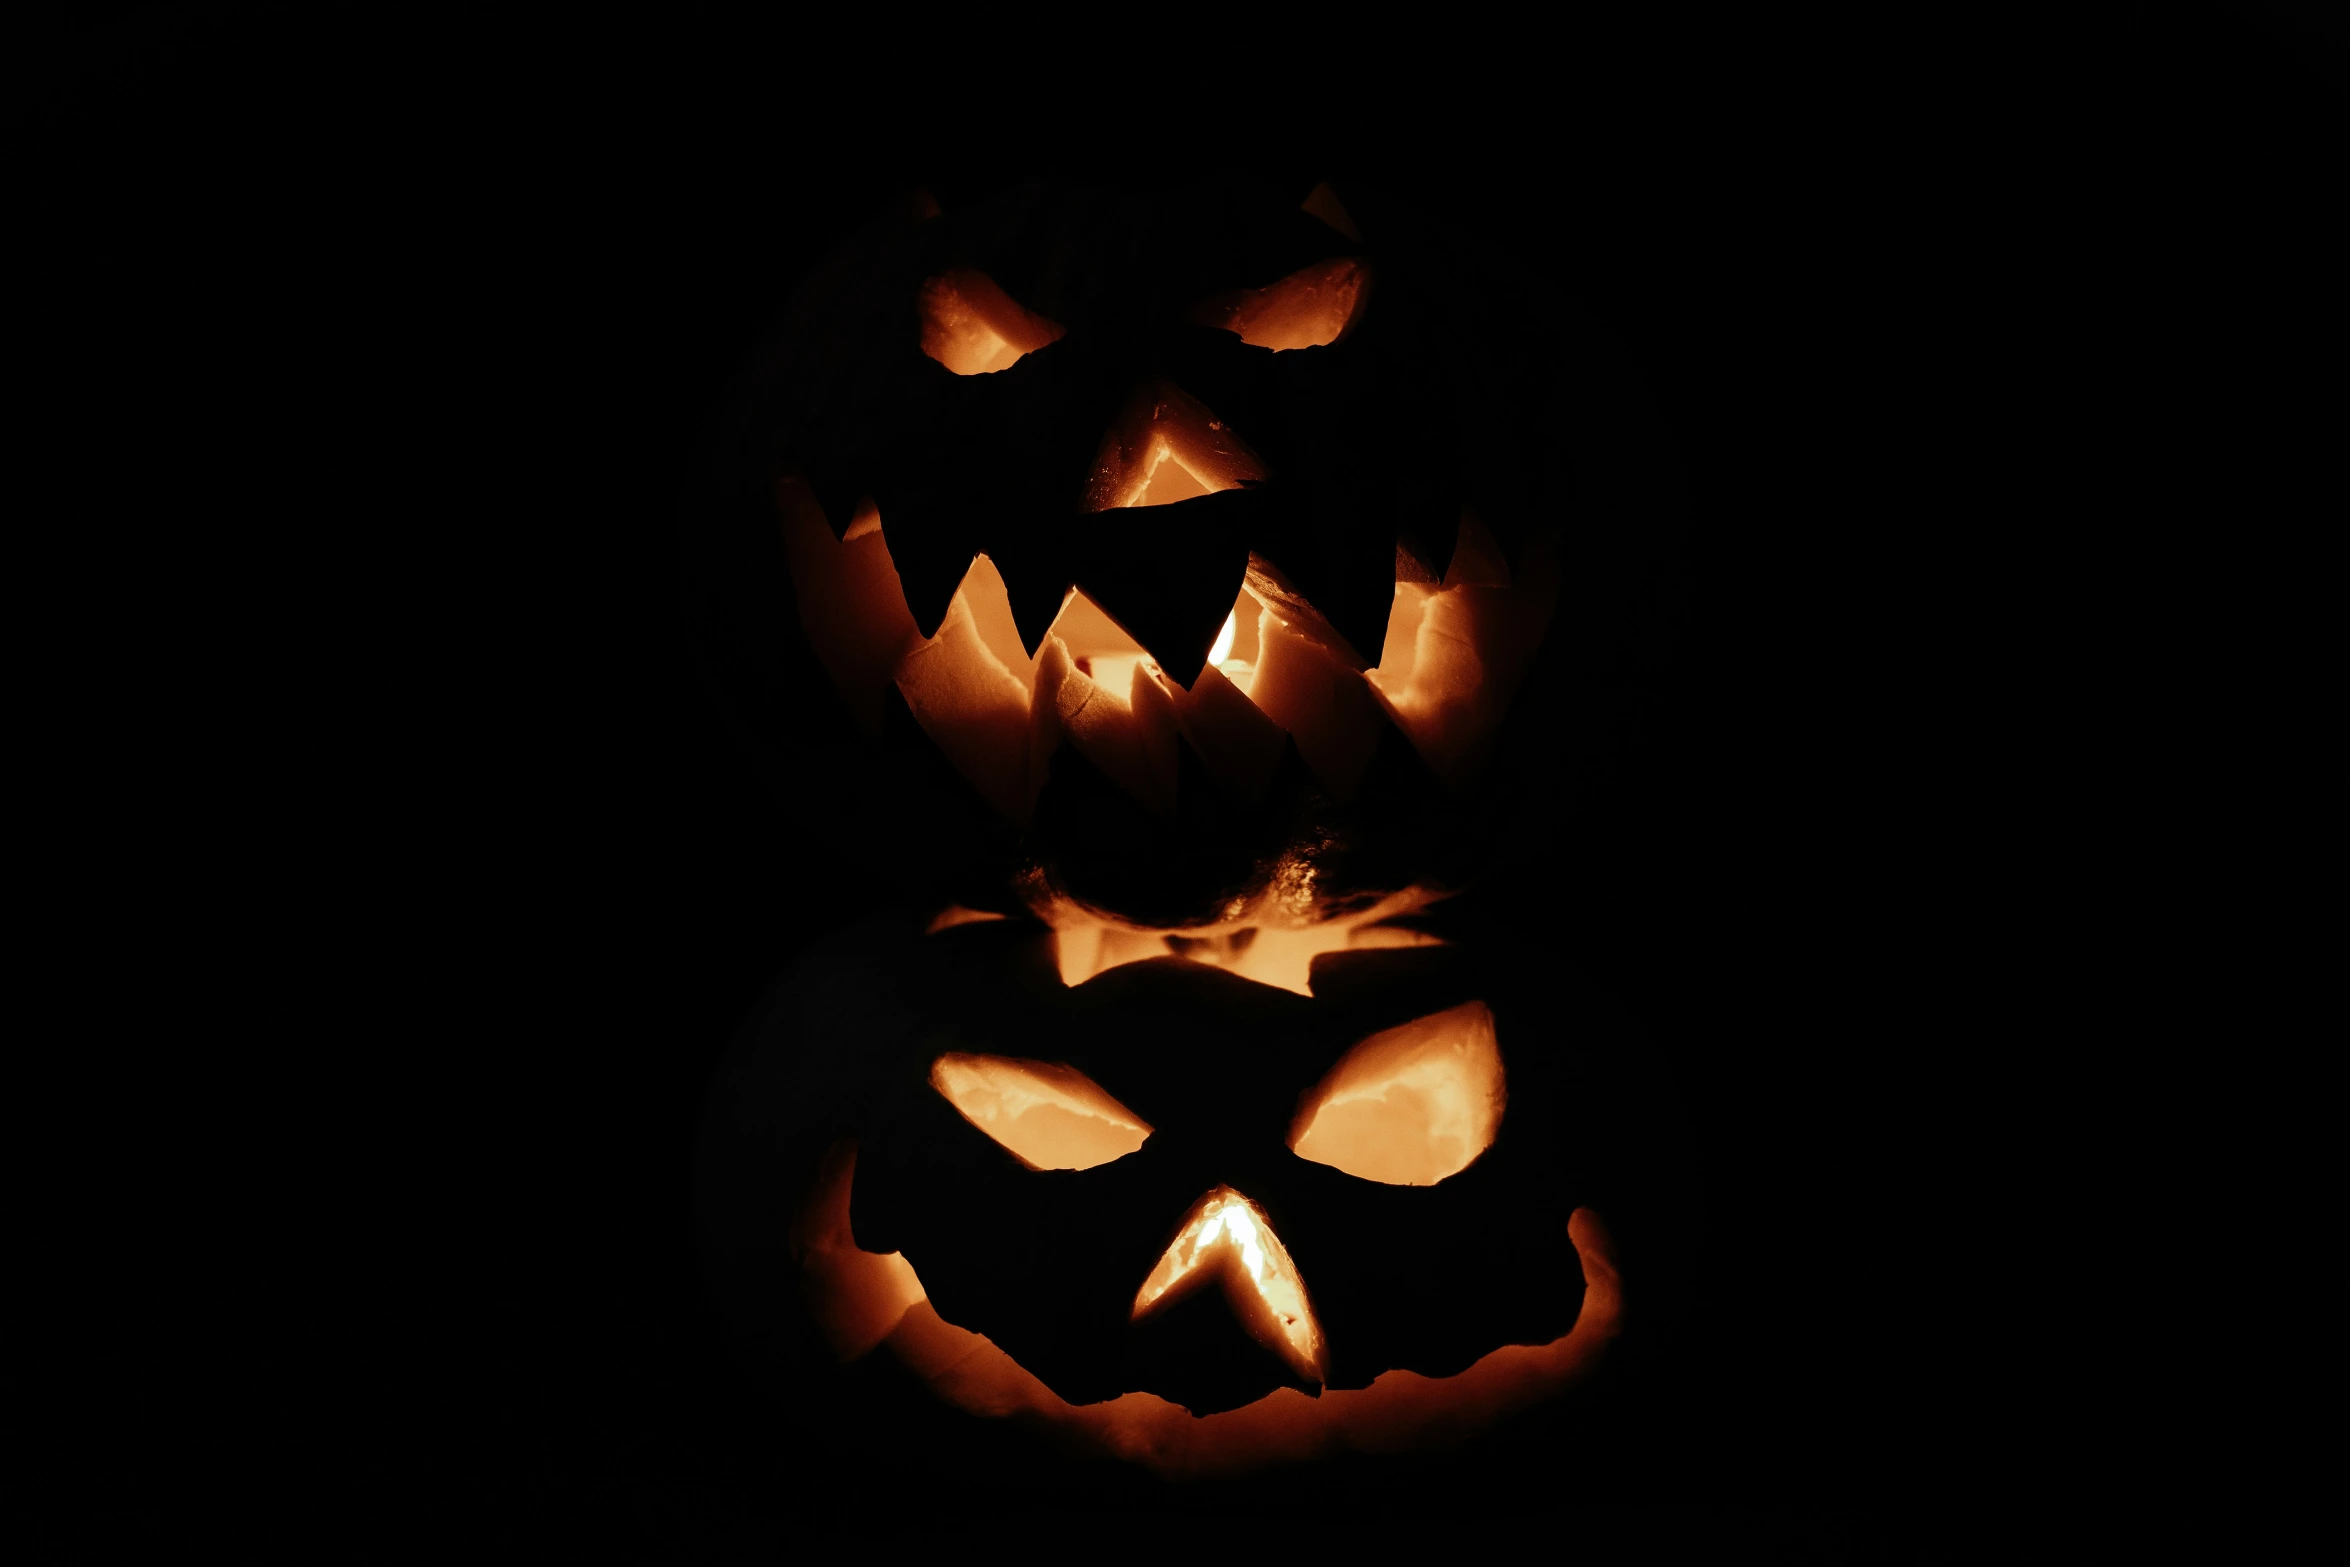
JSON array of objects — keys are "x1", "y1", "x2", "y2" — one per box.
[
  {"x1": 1033, "y1": 588, "x2": 1179, "y2": 819},
  {"x1": 1193, "y1": 258, "x2": 1372, "y2": 351},
  {"x1": 1235, "y1": 555, "x2": 1385, "y2": 801},
  {"x1": 1290, "y1": 1001, "x2": 1505, "y2": 1187},
  {"x1": 777, "y1": 483, "x2": 919, "y2": 738},
  {"x1": 1132, "y1": 1187, "x2": 1324, "y2": 1385},
  {"x1": 929, "y1": 1053, "x2": 1152, "y2": 1171},
  {"x1": 918, "y1": 270, "x2": 1065, "y2": 375},
  {"x1": 924, "y1": 905, "x2": 1007, "y2": 935},
  {"x1": 782, "y1": 498, "x2": 1554, "y2": 826},
  {"x1": 893, "y1": 553, "x2": 1038, "y2": 825},
  {"x1": 1083, "y1": 382, "x2": 1266, "y2": 515},
  {"x1": 1206, "y1": 610, "x2": 1238, "y2": 670},
  {"x1": 1365, "y1": 512, "x2": 1560, "y2": 792},
  {"x1": 795, "y1": 1139, "x2": 1625, "y2": 1477},
  {"x1": 1036, "y1": 883, "x2": 1442, "y2": 995}
]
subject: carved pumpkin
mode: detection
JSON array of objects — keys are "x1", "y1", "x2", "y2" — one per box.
[
  {"x1": 717, "y1": 913, "x2": 1640, "y2": 1479},
  {"x1": 692, "y1": 175, "x2": 1674, "y2": 1475},
  {"x1": 699, "y1": 174, "x2": 1608, "y2": 931}
]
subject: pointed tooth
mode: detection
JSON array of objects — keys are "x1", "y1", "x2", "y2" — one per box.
[
  {"x1": 1396, "y1": 509, "x2": 1461, "y2": 585},
  {"x1": 1075, "y1": 486, "x2": 1255, "y2": 682},
  {"x1": 1028, "y1": 634, "x2": 1074, "y2": 803},
  {"x1": 778, "y1": 480, "x2": 919, "y2": 738},
  {"x1": 1238, "y1": 560, "x2": 1388, "y2": 803},
  {"x1": 1442, "y1": 510, "x2": 1514, "y2": 588},
  {"x1": 874, "y1": 497, "x2": 979, "y2": 640},
  {"x1": 1364, "y1": 516, "x2": 1561, "y2": 792},
  {"x1": 806, "y1": 470, "x2": 868, "y2": 544},
  {"x1": 998, "y1": 552, "x2": 1073, "y2": 659},
  {"x1": 892, "y1": 555, "x2": 1037, "y2": 825},
  {"x1": 956, "y1": 555, "x2": 1037, "y2": 683},
  {"x1": 1031, "y1": 626, "x2": 1180, "y2": 821},
  {"x1": 1075, "y1": 552, "x2": 1249, "y2": 691},
  {"x1": 1371, "y1": 574, "x2": 1435, "y2": 691},
  {"x1": 1041, "y1": 588, "x2": 1136, "y2": 662},
  {"x1": 1168, "y1": 662, "x2": 1287, "y2": 807},
  {"x1": 1072, "y1": 379, "x2": 1268, "y2": 676},
  {"x1": 1269, "y1": 543, "x2": 1395, "y2": 675},
  {"x1": 1242, "y1": 552, "x2": 1368, "y2": 669}
]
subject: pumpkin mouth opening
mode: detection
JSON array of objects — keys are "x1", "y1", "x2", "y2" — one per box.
[
  {"x1": 781, "y1": 480, "x2": 1559, "y2": 832},
  {"x1": 795, "y1": 1139, "x2": 1622, "y2": 1472}
]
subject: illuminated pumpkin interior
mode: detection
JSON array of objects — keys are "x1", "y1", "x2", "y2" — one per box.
[
  {"x1": 788, "y1": 176, "x2": 1549, "y2": 811},
  {"x1": 924, "y1": 904, "x2": 1008, "y2": 935},
  {"x1": 1291, "y1": 1001, "x2": 1505, "y2": 1187},
  {"x1": 781, "y1": 185, "x2": 1556, "y2": 995},
  {"x1": 918, "y1": 269, "x2": 1066, "y2": 375},
  {"x1": 1082, "y1": 379, "x2": 1266, "y2": 515},
  {"x1": 771, "y1": 182, "x2": 1623, "y2": 1472},
  {"x1": 1192, "y1": 257, "x2": 1372, "y2": 351},
  {"x1": 784, "y1": 481, "x2": 1555, "y2": 870},
  {"x1": 1131, "y1": 1186, "x2": 1325, "y2": 1386},
  {"x1": 1363, "y1": 511, "x2": 1559, "y2": 790},
  {"x1": 929, "y1": 1053, "x2": 1153, "y2": 1171},
  {"x1": 1040, "y1": 880, "x2": 1441, "y2": 995}
]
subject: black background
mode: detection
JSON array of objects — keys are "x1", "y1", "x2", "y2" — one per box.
[{"x1": 20, "y1": 7, "x2": 2340, "y2": 1558}]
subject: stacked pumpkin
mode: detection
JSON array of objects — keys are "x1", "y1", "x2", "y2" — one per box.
[{"x1": 694, "y1": 176, "x2": 1661, "y2": 1475}]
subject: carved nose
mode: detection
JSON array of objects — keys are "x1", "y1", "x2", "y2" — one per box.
[
  {"x1": 1082, "y1": 379, "x2": 1265, "y2": 515},
  {"x1": 1126, "y1": 1186, "x2": 1324, "y2": 1416}
]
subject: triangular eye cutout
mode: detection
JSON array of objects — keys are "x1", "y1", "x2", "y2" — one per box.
[
  {"x1": 1190, "y1": 257, "x2": 1372, "y2": 351},
  {"x1": 919, "y1": 269, "x2": 1066, "y2": 375},
  {"x1": 1288, "y1": 1001, "x2": 1504, "y2": 1186},
  {"x1": 930, "y1": 1053, "x2": 1153, "y2": 1171}
]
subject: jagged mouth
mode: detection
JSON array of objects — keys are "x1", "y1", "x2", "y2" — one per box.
[{"x1": 779, "y1": 466, "x2": 1560, "y2": 838}]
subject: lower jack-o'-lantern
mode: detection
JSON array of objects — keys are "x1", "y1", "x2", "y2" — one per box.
[
  {"x1": 704, "y1": 913, "x2": 1646, "y2": 1479},
  {"x1": 692, "y1": 174, "x2": 1678, "y2": 1479}
]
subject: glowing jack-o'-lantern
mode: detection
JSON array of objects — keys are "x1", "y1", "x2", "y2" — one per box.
[
  {"x1": 704, "y1": 913, "x2": 1639, "y2": 1478},
  {"x1": 726, "y1": 174, "x2": 1585, "y2": 934},
  {"x1": 694, "y1": 175, "x2": 1671, "y2": 1476}
]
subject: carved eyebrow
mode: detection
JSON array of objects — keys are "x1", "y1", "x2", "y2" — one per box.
[
  {"x1": 918, "y1": 270, "x2": 1065, "y2": 374},
  {"x1": 929, "y1": 1053, "x2": 1152, "y2": 1171},
  {"x1": 1189, "y1": 257, "x2": 1372, "y2": 351},
  {"x1": 1288, "y1": 1001, "x2": 1504, "y2": 1186}
]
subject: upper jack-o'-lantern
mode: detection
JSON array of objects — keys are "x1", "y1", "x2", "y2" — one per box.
[{"x1": 692, "y1": 174, "x2": 1677, "y2": 1477}]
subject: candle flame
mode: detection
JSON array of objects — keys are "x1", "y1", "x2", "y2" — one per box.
[{"x1": 1207, "y1": 610, "x2": 1238, "y2": 670}]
